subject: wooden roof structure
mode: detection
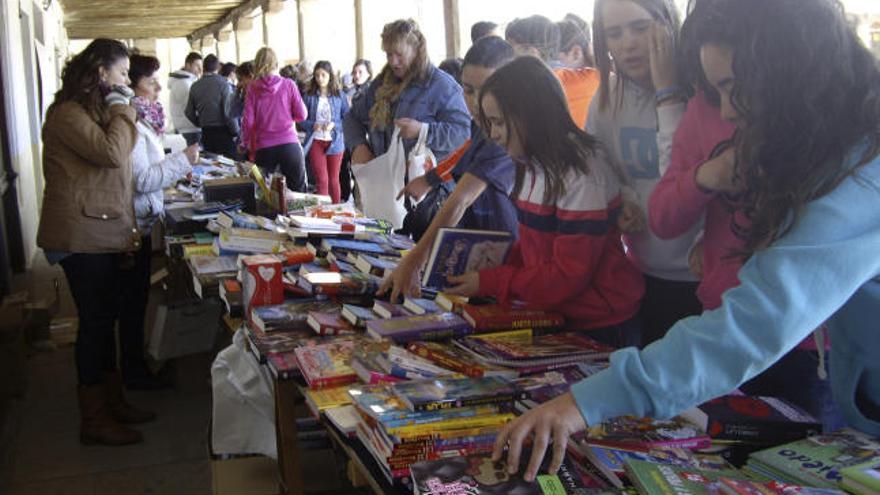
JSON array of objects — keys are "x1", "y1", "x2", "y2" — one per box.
[{"x1": 58, "y1": 0, "x2": 246, "y2": 40}]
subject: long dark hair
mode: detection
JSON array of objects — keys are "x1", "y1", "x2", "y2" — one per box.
[
  {"x1": 463, "y1": 36, "x2": 514, "y2": 70},
  {"x1": 51, "y1": 38, "x2": 130, "y2": 124},
  {"x1": 479, "y1": 56, "x2": 600, "y2": 204},
  {"x1": 351, "y1": 59, "x2": 373, "y2": 85},
  {"x1": 593, "y1": 0, "x2": 680, "y2": 110},
  {"x1": 306, "y1": 60, "x2": 342, "y2": 96},
  {"x1": 689, "y1": 0, "x2": 880, "y2": 254}
]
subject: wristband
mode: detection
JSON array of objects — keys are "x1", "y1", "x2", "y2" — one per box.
[{"x1": 655, "y1": 85, "x2": 684, "y2": 104}]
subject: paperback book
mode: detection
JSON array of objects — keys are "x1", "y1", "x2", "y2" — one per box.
[
  {"x1": 462, "y1": 304, "x2": 565, "y2": 332},
  {"x1": 251, "y1": 299, "x2": 340, "y2": 333},
  {"x1": 298, "y1": 271, "x2": 379, "y2": 296},
  {"x1": 294, "y1": 338, "x2": 363, "y2": 389},
  {"x1": 366, "y1": 312, "x2": 472, "y2": 344},
  {"x1": 421, "y1": 228, "x2": 513, "y2": 289},
  {"x1": 391, "y1": 376, "x2": 517, "y2": 412}
]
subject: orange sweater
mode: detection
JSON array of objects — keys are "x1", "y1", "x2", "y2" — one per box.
[{"x1": 554, "y1": 67, "x2": 601, "y2": 128}]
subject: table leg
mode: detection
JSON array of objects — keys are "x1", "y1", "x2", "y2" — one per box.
[{"x1": 274, "y1": 377, "x2": 304, "y2": 494}]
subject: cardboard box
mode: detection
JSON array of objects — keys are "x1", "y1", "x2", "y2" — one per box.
[{"x1": 211, "y1": 455, "x2": 279, "y2": 495}]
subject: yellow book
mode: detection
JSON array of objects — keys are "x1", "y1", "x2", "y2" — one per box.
[
  {"x1": 387, "y1": 413, "x2": 515, "y2": 439},
  {"x1": 304, "y1": 386, "x2": 353, "y2": 417},
  {"x1": 472, "y1": 328, "x2": 533, "y2": 343},
  {"x1": 182, "y1": 243, "x2": 215, "y2": 259}
]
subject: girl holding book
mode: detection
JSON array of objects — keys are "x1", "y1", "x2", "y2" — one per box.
[
  {"x1": 492, "y1": 0, "x2": 880, "y2": 481},
  {"x1": 586, "y1": 0, "x2": 704, "y2": 347},
  {"x1": 445, "y1": 56, "x2": 645, "y2": 347},
  {"x1": 378, "y1": 36, "x2": 519, "y2": 303}
]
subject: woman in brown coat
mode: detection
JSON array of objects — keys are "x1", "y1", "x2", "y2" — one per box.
[{"x1": 38, "y1": 39, "x2": 155, "y2": 446}]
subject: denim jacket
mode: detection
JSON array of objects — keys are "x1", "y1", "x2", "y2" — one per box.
[
  {"x1": 300, "y1": 93, "x2": 350, "y2": 155},
  {"x1": 343, "y1": 64, "x2": 470, "y2": 160}
]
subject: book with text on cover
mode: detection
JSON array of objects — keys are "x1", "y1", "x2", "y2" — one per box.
[
  {"x1": 421, "y1": 228, "x2": 513, "y2": 289},
  {"x1": 391, "y1": 376, "x2": 516, "y2": 412},
  {"x1": 366, "y1": 312, "x2": 471, "y2": 344}
]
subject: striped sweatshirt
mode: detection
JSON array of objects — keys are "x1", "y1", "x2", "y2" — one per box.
[{"x1": 477, "y1": 155, "x2": 645, "y2": 329}]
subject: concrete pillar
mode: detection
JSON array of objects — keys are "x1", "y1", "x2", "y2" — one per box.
[
  {"x1": 296, "y1": 0, "x2": 306, "y2": 62},
  {"x1": 354, "y1": 0, "x2": 364, "y2": 59},
  {"x1": 443, "y1": 0, "x2": 460, "y2": 59}
]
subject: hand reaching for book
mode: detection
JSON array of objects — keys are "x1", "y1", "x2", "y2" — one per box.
[
  {"x1": 377, "y1": 255, "x2": 422, "y2": 303},
  {"x1": 492, "y1": 392, "x2": 587, "y2": 482},
  {"x1": 445, "y1": 272, "x2": 480, "y2": 297}
]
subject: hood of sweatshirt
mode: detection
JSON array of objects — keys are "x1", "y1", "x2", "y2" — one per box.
[
  {"x1": 250, "y1": 75, "x2": 286, "y2": 96},
  {"x1": 168, "y1": 69, "x2": 197, "y2": 81}
]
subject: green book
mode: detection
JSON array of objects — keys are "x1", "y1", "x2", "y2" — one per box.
[
  {"x1": 840, "y1": 457, "x2": 880, "y2": 495},
  {"x1": 624, "y1": 459, "x2": 744, "y2": 495},
  {"x1": 746, "y1": 429, "x2": 880, "y2": 489}
]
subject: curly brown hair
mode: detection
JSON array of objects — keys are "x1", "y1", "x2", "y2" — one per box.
[{"x1": 51, "y1": 39, "x2": 130, "y2": 124}]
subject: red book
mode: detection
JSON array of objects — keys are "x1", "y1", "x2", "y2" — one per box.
[
  {"x1": 306, "y1": 310, "x2": 357, "y2": 336},
  {"x1": 294, "y1": 339, "x2": 360, "y2": 389},
  {"x1": 279, "y1": 246, "x2": 315, "y2": 266},
  {"x1": 241, "y1": 254, "x2": 284, "y2": 326},
  {"x1": 407, "y1": 341, "x2": 515, "y2": 378},
  {"x1": 462, "y1": 304, "x2": 565, "y2": 332}
]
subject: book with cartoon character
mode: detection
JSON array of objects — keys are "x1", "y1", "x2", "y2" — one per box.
[{"x1": 421, "y1": 228, "x2": 513, "y2": 289}]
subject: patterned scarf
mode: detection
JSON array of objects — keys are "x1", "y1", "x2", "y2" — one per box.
[{"x1": 131, "y1": 96, "x2": 165, "y2": 135}]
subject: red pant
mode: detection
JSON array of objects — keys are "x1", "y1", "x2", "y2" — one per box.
[{"x1": 308, "y1": 140, "x2": 343, "y2": 203}]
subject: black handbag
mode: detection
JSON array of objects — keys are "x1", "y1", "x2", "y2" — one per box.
[{"x1": 400, "y1": 181, "x2": 453, "y2": 243}]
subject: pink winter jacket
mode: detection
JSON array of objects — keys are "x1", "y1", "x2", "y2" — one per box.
[{"x1": 241, "y1": 75, "x2": 307, "y2": 154}]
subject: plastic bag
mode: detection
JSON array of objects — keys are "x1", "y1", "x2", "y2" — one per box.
[{"x1": 351, "y1": 126, "x2": 408, "y2": 228}]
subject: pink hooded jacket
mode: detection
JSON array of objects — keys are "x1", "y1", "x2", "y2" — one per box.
[{"x1": 241, "y1": 75, "x2": 307, "y2": 155}]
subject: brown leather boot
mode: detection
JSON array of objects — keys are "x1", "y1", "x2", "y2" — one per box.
[
  {"x1": 78, "y1": 384, "x2": 143, "y2": 446},
  {"x1": 104, "y1": 371, "x2": 157, "y2": 424}
]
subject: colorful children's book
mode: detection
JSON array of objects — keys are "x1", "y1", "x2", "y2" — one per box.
[
  {"x1": 298, "y1": 271, "x2": 379, "y2": 296},
  {"x1": 462, "y1": 304, "x2": 565, "y2": 332},
  {"x1": 746, "y1": 429, "x2": 880, "y2": 489},
  {"x1": 410, "y1": 451, "x2": 593, "y2": 495},
  {"x1": 366, "y1": 312, "x2": 472, "y2": 344},
  {"x1": 391, "y1": 376, "x2": 516, "y2": 412},
  {"x1": 377, "y1": 346, "x2": 457, "y2": 379},
  {"x1": 341, "y1": 304, "x2": 376, "y2": 328},
  {"x1": 840, "y1": 458, "x2": 880, "y2": 495},
  {"x1": 403, "y1": 297, "x2": 441, "y2": 315},
  {"x1": 679, "y1": 394, "x2": 821, "y2": 444},
  {"x1": 407, "y1": 341, "x2": 517, "y2": 378},
  {"x1": 350, "y1": 345, "x2": 404, "y2": 385},
  {"x1": 294, "y1": 338, "x2": 363, "y2": 389},
  {"x1": 581, "y1": 444, "x2": 732, "y2": 489},
  {"x1": 624, "y1": 459, "x2": 745, "y2": 495},
  {"x1": 347, "y1": 384, "x2": 502, "y2": 430},
  {"x1": 266, "y1": 352, "x2": 302, "y2": 380},
  {"x1": 718, "y1": 478, "x2": 848, "y2": 495},
  {"x1": 456, "y1": 332, "x2": 614, "y2": 368},
  {"x1": 421, "y1": 228, "x2": 513, "y2": 288},
  {"x1": 304, "y1": 386, "x2": 354, "y2": 418},
  {"x1": 251, "y1": 300, "x2": 340, "y2": 333},
  {"x1": 586, "y1": 415, "x2": 711, "y2": 451}
]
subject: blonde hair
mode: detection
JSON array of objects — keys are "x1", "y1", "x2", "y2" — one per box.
[{"x1": 254, "y1": 47, "x2": 278, "y2": 78}]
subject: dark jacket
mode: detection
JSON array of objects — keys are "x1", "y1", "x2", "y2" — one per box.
[
  {"x1": 343, "y1": 65, "x2": 470, "y2": 160},
  {"x1": 300, "y1": 93, "x2": 350, "y2": 155},
  {"x1": 38, "y1": 102, "x2": 141, "y2": 253},
  {"x1": 185, "y1": 73, "x2": 239, "y2": 135}
]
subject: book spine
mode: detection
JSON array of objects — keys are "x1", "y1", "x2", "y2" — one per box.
[
  {"x1": 385, "y1": 326, "x2": 472, "y2": 344},
  {"x1": 471, "y1": 316, "x2": 565, "y2": 331},
  {"x1": 412, "y1": 394, "x2": 516, "y2": 413},
  {"x1": 707, "y1": 420, "x2": 821, "y2": 443},
  {"x1": 306, "y1": 373, "x2": 357, "y2": 390}
]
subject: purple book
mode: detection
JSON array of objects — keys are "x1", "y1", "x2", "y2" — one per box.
[{"x1": 366, "y1": 312, "x2": 472, "y2": 344}]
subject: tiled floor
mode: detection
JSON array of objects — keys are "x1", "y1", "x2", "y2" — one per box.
[{"x1": 0, "y1": 254, "x2": 212, "y2": 495}]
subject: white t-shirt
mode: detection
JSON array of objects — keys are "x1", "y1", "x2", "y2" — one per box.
[{"x1": 314, "y1": 96, "x2": 333, "y2": 141}]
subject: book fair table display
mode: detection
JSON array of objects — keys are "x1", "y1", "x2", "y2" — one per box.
[{"x1": 161, "y1": 156, "x2": 880, "y2": 495}]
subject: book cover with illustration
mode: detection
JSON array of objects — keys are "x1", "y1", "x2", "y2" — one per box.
[
  {"x1": 624, "y1": 459, "x2": 745, "y2": 495},
  {"x1": 347, "y1": 384, "x2": 502, "y2": 430},
  {"x1": 321, "y1": 238, "x2": 401, "y2": 258},
  {"x1": 746, "y1": 429, "x2": 880, "y2": 489},
  {"x1": 294, "y1": 338, "x2": 363, "y2": 389},
  {"x1": 421, "y1": 228, "x2": 513, "y2": 289},
  {"x1": 366, "y1": 312, "x2": 472, "y2": 344},
  {"x1": 586, "y1": 415, "x2": 711, "y2": 450},
  {"x1": 392, "y1": 376, "x2": 517, "y2": 412},
  {"x1": 457, "y1": 332, "x2": 614, "y2": 367},
  {"x1": 355, "y1": 253, "x2": 399, "y2": 277},
  {"x1": 407, "y1": 341, "x2": 517, "y2": 379},
  {"x1": 251, "y1": 299, "x2": 340, "y2": 333},
  {"x1": 306, "y1": 309, "x2": 357, "y2": 336},
  {"x1": 410, "y1": 451, "x2": 596, "y2": 495},
  {"x1": 840, "y1": 457, "x2": 880, "y2": 495},
  {"x1": 679, "y1": 394, "x2": 821, "y2": 444}
]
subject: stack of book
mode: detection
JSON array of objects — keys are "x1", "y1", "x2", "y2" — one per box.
[
  {"x1": 452, "y1": 330, "x2": 615, "y2": 373},
  {"x1": 346, "y1": 377, "x2": 518, "y2": 483}
]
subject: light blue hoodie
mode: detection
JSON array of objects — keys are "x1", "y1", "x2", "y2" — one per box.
[{"x1": 570, "y1": 145, "x2": 880, "y2": 436}]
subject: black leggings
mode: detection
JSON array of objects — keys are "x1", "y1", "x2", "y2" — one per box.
[
  {"x1": 118, "y1": 236, "x2": 152, "y2": 381},
  {"x1": 61, "y1": 253, "x2": 123, "y2": 385},
  {"x1": 255, "y1": 142, "x2": 306, "y2": 192}
]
